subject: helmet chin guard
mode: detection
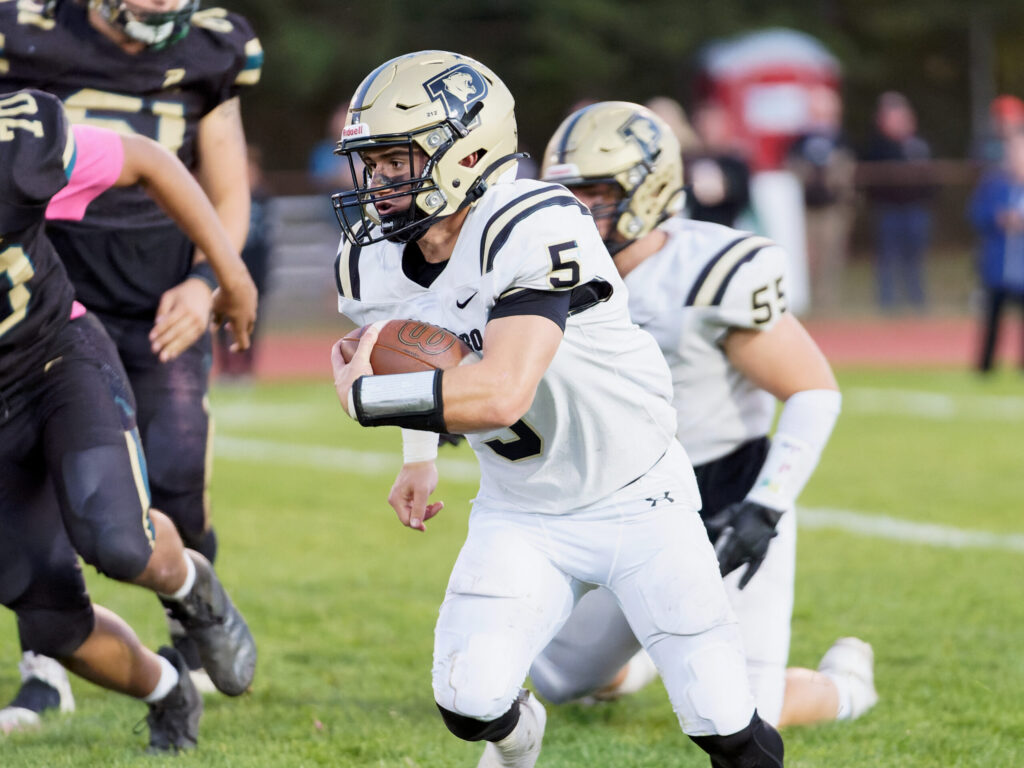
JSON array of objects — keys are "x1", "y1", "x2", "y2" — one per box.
[{"x1": 89, "y1": 0, "x2": 198, "y2": 49}]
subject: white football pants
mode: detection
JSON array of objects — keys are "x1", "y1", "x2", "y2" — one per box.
[
  {"x1": 530, "y1": 501, "x2": 797, "y2": 726},
  {"x1": 432, "y1": 441, "x2": 757, "y2": 737}
]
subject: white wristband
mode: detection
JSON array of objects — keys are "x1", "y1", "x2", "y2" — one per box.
[
  {"x1": 402, "y1": 428, "x2": 439, "y2": 464},
  {"x1": 346, "y1": 388, "x2": 357, "y2": 419},
  {"x1": 746, "y1": 389, "x2": 842, "y2": 512}
]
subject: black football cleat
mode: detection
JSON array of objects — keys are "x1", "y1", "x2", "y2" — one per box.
[
  {"x1": 160, "y1": 551, "x2": 257, "y2": 696},
  {"x1": 144, "y1": 647, "x2": 202, "y2": 754}
]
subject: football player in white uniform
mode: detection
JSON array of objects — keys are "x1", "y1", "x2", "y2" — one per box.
[
  {"x1": 329, "y1": 52, "x2": 785, "y2": 767},
  {"x1": 529, "y1": 101, "x2": 878, "y2": 728}
]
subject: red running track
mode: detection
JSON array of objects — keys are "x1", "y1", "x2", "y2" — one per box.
[{"x1": 235, "y1": 315, "x2": 1023, "y2": 381}]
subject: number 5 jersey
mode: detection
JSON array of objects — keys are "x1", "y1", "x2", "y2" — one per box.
[{"x1": 336, "y1": 177, "x2": 682, "y2": 514}]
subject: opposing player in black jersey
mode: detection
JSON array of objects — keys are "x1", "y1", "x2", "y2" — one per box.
[
  {"x1": 0, "y1": 0, "x2": 263, "y2": 709},
  {"x1": 0, "y1": 89, "x2": 256, "y2": 748}
]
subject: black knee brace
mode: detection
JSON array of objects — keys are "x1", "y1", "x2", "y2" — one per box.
[
  {"x1": 436, "y1": 700, "x2": 520, "y2": 743},
  {"x1": 690, "y1": 712, "x2": 784, "y2": 768}
]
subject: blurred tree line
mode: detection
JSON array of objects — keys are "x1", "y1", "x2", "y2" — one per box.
[{"x1": 228, "y1": 0, "x2": 1024, "y2": 178}]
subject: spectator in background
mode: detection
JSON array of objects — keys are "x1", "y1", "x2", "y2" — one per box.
[
  {"x1": 861, "y1": 91, "x2": 935, "y2": 312},
  {"x1": 216, "y1": 145, "x2": 271, "y2": 380},
  {"x1": 969, "y1": 129, "x2": 1024, "y2": 373},
  {"x1": 685, "y1": 100, "x2": 753, "y2": 227},
  {"x1": 308, "y1": 101, "x2": 352, "y2": 192},
  {"x1": 978, "y1": 95, "x2": 1024, "y2": 165},
  {"x1": 645, "y1": 95, "x2": 701, "y2": 155},
  {"x1": 785, "y1": 86, "x2": 857, "y2": 313}
]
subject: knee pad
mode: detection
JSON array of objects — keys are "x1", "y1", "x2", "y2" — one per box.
[
  {"x1": 437, "y1": 700, "x2": 520, "y2": 743},
  {"x1": 17, "y1": 603, "x2": 95, "y2": 660},
  {"x1": 60, "y1": 445, "x2": 153, "y2": 581},
  {"x1": 664, "y1": 635, "x2": 754, "y2": 736},
  {"x1": 690, "y1": 713, "x2": 784, "y2": 768},
  {"x1": 433, "y1": 630, "x2": 521, "y2": 721},
  {"x1": 92, "y1": 525, "x2": 153, "y2": 581}
]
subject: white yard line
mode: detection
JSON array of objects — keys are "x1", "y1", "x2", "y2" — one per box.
[
  {"x1": 212, "y1": 386, "x2": 1024, "y2": 428},
  {"x1": 215, "y1": 435, "x2": 481, "y2": 483},
  {"x1": 215, "y1": 435, "x2": 1024, "y2": 554},
  {"x1": 212, "y1": 402, "x2": 323, "y2": 427},
  {"x1": 798, "y1": 506, "x2": 1024, "y2": 554},
  {"x1": 211, "y1": 386, "x2": 1024, "y2": 429},
  {"x1": 844, "y1": 387, "x2": 1024, "y2": 422}
]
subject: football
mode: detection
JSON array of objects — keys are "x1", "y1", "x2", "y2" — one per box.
[{"x1": 339, "y1": 319, "x2": 472, "y2": 374}]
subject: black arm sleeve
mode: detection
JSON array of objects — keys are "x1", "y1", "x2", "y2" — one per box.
[{"x1": 488, "y1": 288, "x2": 571, "y2": 331}]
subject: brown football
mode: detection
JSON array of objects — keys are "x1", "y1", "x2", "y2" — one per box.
[{"x1": 339, "y1": 319, "x2": 472, "y2": 374}]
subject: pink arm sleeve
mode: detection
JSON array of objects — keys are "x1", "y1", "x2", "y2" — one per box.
[{"x1": 45, "y1": 125, "x2": 125, "y2": 222}]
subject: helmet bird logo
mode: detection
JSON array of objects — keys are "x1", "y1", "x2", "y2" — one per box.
[
  {"x1": 424, "y1": 64, "x2": 489, "y2": 123},
  {"x1": 618, "y1": 115, "x2": 661, "y2": 163}
]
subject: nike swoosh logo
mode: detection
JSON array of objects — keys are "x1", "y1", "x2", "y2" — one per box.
[{"x1": 456, "y1": 292, "x2": 478, "y2": 309}]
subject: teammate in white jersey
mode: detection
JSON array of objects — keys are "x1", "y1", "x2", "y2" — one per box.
[
  {"x1": 530, "y1": 101, "x2": 878, "y2": 728},
  {"x1": 328, "y1": 53, "x2": 785, "y2": 767}
]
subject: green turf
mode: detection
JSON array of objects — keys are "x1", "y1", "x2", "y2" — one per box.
[{"x1": 2, "y1": 368, "x2": 1023, "y2": 766}]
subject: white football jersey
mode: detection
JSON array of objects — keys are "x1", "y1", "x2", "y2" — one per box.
[
  {"x1": 622, "y1": 217, "x2": 788, "y2": 466},
  {"x1": 336, "y1": 178, "x2": 679, "y2": 513}
]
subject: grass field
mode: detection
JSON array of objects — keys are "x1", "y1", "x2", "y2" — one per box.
[{"x1": 2, "y1": 367, "x2": 1023, "y2": 767}]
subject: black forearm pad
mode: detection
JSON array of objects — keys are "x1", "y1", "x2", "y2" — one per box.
[{"x1": 351, "y1": 371, "x2": 448, "y2": 433}]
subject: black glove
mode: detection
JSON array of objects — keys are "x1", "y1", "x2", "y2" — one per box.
[{"x1": 702, "y1": 500, "x2": 783, "y2": 590}]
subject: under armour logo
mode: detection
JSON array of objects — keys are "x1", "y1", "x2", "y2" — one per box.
[{"x1": 646, "y1": 491, "x2": 674, "y2": 507}]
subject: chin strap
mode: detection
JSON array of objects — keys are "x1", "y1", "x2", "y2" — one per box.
[{"x1": 462, "y1": 152, "x2": 531, "y2": 207}]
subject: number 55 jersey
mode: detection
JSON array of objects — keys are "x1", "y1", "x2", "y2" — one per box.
[
  {"x1": 336, "y1": 178, "x2": 684, "y2": 514},
  {"x1": 0, "y1": 0, "x2": 262, "y2": 318},
  {"x1": 621, "y1": 217, "x2": 790, "y2": 467}
]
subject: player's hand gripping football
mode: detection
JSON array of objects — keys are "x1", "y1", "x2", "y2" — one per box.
[
  {"x1": 703, "y1": 500, "x2": 783, "y2": 589},
  {"x1": 388, "y1": 461, "x2": 445, "y2": 532},
  {"x1": 150, "y1": 277, "x2": 215, "y2": 362},
  {"x1": 330, "y1": 321, "x2": 382, "y2": 416},
  {"x1": 211, "y1": 270, "x2": 259, "y2": 353}
]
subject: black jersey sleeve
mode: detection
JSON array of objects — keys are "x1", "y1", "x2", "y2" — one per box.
[
  {"x1": 189, "y1": 8, "x2": 263, "y2": 108},
  {"x1": 0, "y1": 89, "x2": 72, "y2": 234},
  {"x1": 489, "y1": 289, "x2": 571, "y2": 331}
]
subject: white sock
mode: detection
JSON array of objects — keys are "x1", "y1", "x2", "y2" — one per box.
[
  {"x1": 480, "y1": 693, "x2": 545, "y2": 768},
  {"x1": 159, "y1": 554, "x2": 196, "y2": 602},
  {"x1": 142, "y1": 655, "x2": 180, "y2": 703},
  {"x1": 822, "y1": 671, "x2": 853, "y2": 720}
]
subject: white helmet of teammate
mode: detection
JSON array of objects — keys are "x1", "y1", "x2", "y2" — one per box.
[
  {"x1": 88, "y1": 0, "x2": 199, "y2": 48},
  {"x1": 332, "y1": 50, "x2": 520, "y2": 245},
  {"x1": 542, "y1": 101, "x2": 684, "y2": 253}
]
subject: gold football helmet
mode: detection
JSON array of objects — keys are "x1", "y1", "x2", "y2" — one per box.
[
  {"x1": 542, "y1": 101, "x2": 684, "y2": 253},
  {"x1": 333, "y1": 50, "x2": 520, "y2": 245}
]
